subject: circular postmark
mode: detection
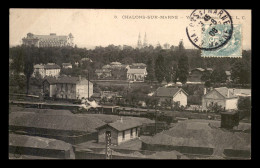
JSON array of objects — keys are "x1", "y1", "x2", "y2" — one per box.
[{"x1": 186, "y1": 9, "x2": 233, "y2": 51}]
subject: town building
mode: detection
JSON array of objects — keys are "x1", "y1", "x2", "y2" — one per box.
[
  {"x1": 127, "y1": 68, "x2": 147, "y2": 82},
  {"x1": 22, "y1": 33, "x2": 74, "y2": 47},
  {"x1": 9, "y1": 133, "x2": 75, "y2": 159},
  {"x1": 188, "y1": 68, "x2": 213, "y2": 83},
  {"x1": 129, "y1": 63, "x2": 147, "y2": 69},
  {"x1": 96, "y1": 119, "x2": 142, "y2": 145},
  {"x1": 42, "y1": 76, "x2": 93, "y2": 99},
  {"x1": 202, "y1": 87, "x2": 238, "y2": 111},
  {"x1": 95, "y1": 69, "x2": 112, "y2": 79},
  {"x1": 154, "y1": 87, "x2": 188, "y2": 107},
  {"x1": 42, "y1": 77, "x2": 57, "y2": 97},
  {"x1": 33, "y1": 63, "x2": 61, "y2": 78},
  {"x1": 62, "y1": 63, "x2": 72, "y2": 69}
]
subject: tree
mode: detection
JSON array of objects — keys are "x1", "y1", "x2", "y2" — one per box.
[
  {"x1": 210, "y1": 68, "x2": 227, "y2": 84},
  {"x1": 23, "y1": 54, "x2": 34, "y2": 94},
  {"x1": 155, "y1": 54, "x2": 166, "y2": 83},
  {"x1": 177, "y1": 53, "x2": 189, "y2": 84},
  {"x1": 207, "y1": 102, "x2": 223, "y2": 113},
  {"x1": 201, "y1": 70, "x2": 211, "y2": 82},
  {"x1": 238, "y1": 97, "x2": 251, "y2": 117},
  {"x1": 146, "y1": 58, "x2": 155, "y2": 82},
  {"x1": 231, "y1": 59, "x2": 251, "y2": 85}
]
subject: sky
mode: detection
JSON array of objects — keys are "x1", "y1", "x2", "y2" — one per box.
[{"x1": 9, "y1": 9, "x2": 251, "y2": 50}]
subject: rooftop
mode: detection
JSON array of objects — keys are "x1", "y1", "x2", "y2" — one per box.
[
  {"x1": 9, "y1": 133, "x2": 72, "y2": 151},
  {"x1": 214, "y1": 87, "x2": 237, "y2": 98},
  {"x1": 155, "y1": 87, "x2": 188, "y2": 97},
  {"x1": 9, "y1": 112, "x2": 106, "y2": 133},
  {"x1": 127, "y1": 68, "x2": 147, "y2": 74},
  {"x1": 43, "y1": 76, "x2": 92, "y2": 85},
  {"x1": 97, "y1": 119, "x2": 143, "y2": 132},
  {"x1": 44, "y1": 64, "x2": 61, "y2": 69},
  {"x1": 141, "y1": 119, "x2": 251, "y2": 156}
]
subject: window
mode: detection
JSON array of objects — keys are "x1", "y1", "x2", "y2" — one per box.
[
  {"x1": 122, "y1": 131, "x2": 125, "y2": 140},
  {"x1": 130, "y1": 128, "x2": 133, "y2": 137}
]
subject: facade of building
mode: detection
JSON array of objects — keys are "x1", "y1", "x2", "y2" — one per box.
[
  {"x1": 62, "y1": 63, "x2": 72, "y2": 69},
  {"x1": 33, "y1": 63, "x2": 61, "y2": 78},
  {"x1": 202, "y1": 87, "x2": 239, "y2": 111},
  {"x1": 155, "y1": 87, "x2": 188, "y2": 107},
  {"x1": 43, "y1": 76, "x2": 93, "y2": 99},
  {"x1": 22, "y1": 33, "x2": 74, "y2": 47},
  {"x1": 127, "y1": 68, "x2": 147, "y2": 82},
  {"x1": 96, "y1": 119, "x2": 141, "y2": 145}
]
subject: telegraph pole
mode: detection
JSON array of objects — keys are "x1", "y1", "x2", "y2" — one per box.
[
  {"x1": 105, "y1": 131, "x2": 112, "y2": 159},
  {"x1": 88, "y1": 71, "x2": 90, "y2": 100}
]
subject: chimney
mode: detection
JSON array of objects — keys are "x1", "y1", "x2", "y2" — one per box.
[
  {"x1": 120, "y1": 116, "x2": 123, "y2": 123},
  {"x1": 79, "y1": 75, "x2": 81, "y2": 81}
]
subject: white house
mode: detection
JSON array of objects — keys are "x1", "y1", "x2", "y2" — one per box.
[
  {"x1": 155, "y1": 87, "x2": 188, "y2": 107},
  {"x1": 127, "y1": 68, "x2": 147, "y2": 82},
  {"x1": 202, "y1": 87, "x2": 238, "y2": 111},
  {"x1": 33, "y1": 63, "x2": 61, "y2": 78},
  {"x1": 42, "y1": 76, "x2": 93, "y2": 99},
  {"x1": 96, "y1": 119, "x2": 142, "y2": 146}
]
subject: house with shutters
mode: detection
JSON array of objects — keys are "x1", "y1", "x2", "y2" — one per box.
[
  {"x1": 154, "y1": 87, "x2": 188, "y2": 107},
  {"x1": 96, "y1": 119, "x2": 142, "y2": 146},
  {"x1": 127, "y1": 68, "x2": 147, "y2": 82},
  {"x1": 202, "y1": 87, "x2": 238, "y2": 111},
  {"x1": 33, "y1": 63, "x2": 61, "y2": 78},
  {"x1": 42, "y1": 76, "x2": 93, "y2": 99}
]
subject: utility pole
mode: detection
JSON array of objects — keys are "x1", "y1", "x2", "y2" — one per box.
[
  {"x1": 105, "y1": 131, "x2": 112, "y2": 159},
  {"x1": 88, "y1": 71, "x2": 90, "y2": 100}
]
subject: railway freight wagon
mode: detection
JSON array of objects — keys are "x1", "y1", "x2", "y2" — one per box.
[{"x1": 98, "y1": 106, "x2": 120, "y2": 115}]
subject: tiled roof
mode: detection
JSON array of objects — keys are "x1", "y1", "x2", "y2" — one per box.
[
  {"x1": 214, "y1": 87, "x2": 237, "y2": 98},
  {"x1": 132, "y1": 63, "x2": 146, "y2": 67},
  {"x1": 44, "y1": 77, "x2": 58, "y2": 84},
  {"x1": 141, "y1": 120, "x2": 251, "y2": 153},
  {"x1": 95, "y1": 69, "x2": 111, "y2": 73},
  {"x1": 44, "y1": 64, "x2": 61, "y2": 69},
  {"x1": 97, "y1": 119, "x2": 142, "y2": 132},
  {"x1": 9, "y1": 133, "x2": 72, "y2": 151},
  {"x1": 155, "y1": 87, "x2": 188, "y2": 97},
  {"x1": 34, "y1": 35, "x2": 68, "y2": 42},
  {"x1": 34, "y1": 64, "x2": 44, "y2": 69},
  {"x1": 127, "y1": 68, "x2": 147, "y2": 74},
  {"x1": 43, "y1": 76, "x2": 92, "y2": 85},
  {"x1": 229, "y1": 88, "x2": 251, "y2": 96},
  {"x1": 9, "y1": 112, "x2": 105, "y2": 133}
]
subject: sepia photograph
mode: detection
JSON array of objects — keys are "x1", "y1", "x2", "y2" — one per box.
[{"x1": 9, "y1": 9, "x2": 251, "y2": 159}]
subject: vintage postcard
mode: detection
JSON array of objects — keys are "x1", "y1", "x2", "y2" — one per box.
[{"x1": 9, "y1": 9, "x2": 251, "y2": 159}]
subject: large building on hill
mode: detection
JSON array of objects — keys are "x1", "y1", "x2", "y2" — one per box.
[{"x1": 22, "y1": 33, "x2": 74, "y2": 47}]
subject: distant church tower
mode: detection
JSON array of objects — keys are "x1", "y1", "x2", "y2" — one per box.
[
  {"x1": 137, "y1": 33, "x2": 142, "y2": 49},
  {"x1": 143, "y1": 32, "x2": 148, "y2": 47}
]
